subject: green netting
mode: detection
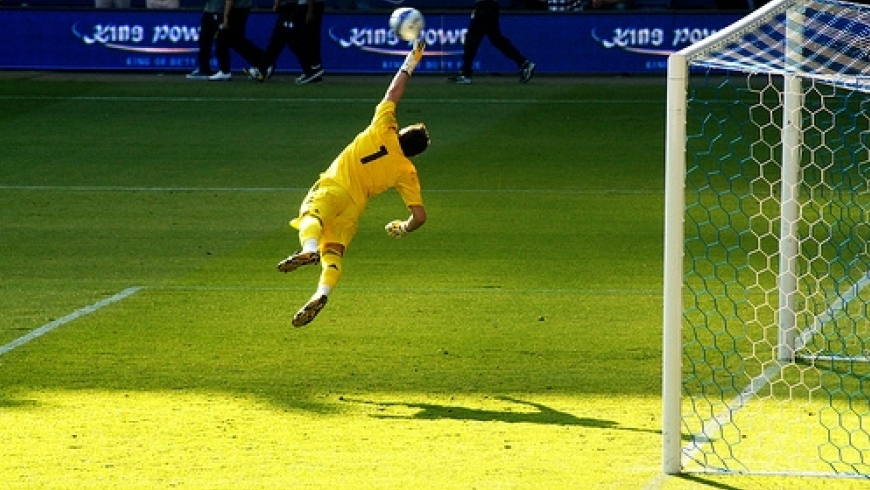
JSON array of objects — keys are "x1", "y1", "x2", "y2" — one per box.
[{"x1": 682, "y1": 68, "x2": 870, "y2": 477}]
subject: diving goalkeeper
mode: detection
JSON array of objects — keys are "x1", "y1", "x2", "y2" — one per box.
[{"x1": 277, "y1": 40, "x2": 430, "y2": 327}]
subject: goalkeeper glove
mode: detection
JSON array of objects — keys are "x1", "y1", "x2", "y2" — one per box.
[
  {"x1": 400, "y1": 39, "x2": 426, "y2": 76},
  {"x1": 385, "y1": 220, "x2": 408, "y2": 238}
]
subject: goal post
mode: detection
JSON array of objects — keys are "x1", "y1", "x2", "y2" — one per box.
[{"x1": 663, "y1": 0, "x2": 870, "y2": 478}]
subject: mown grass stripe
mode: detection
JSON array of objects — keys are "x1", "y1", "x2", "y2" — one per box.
[
  {"x1": 0, "y1": 185, "x2": 661, "y2": 195},
  {"x1": 0, "y1": 95, "x2": 661, "y2": 105},
  {"x1": 151, "y1": 285, "x2": 662, "y2": 295}
]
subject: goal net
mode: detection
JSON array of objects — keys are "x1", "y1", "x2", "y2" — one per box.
[{"x1": 663, "y1": 0, "x2": 870, "y2": 478}]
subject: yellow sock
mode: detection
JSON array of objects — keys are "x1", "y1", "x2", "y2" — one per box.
[{"x1": 319, "y1": 249, "x2": 343, "y2": 293}]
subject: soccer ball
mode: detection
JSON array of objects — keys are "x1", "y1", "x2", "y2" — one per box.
[{"x1": 389, "y1": 7, "x2": 425, "y2": 42}]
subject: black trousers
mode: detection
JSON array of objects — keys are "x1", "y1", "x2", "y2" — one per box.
[
  {"x1": 460, "y1": 0, "x2": 526, "y2": 76},
  {"x1": 195, "y1": 12, "x2": 221, "y2": 73},
  {"x1": 214, "y1": 8, "x2": 265, "y2": 73},
  {"x1": 258, "y1": 2, "x2": 324, "y2": 75}
]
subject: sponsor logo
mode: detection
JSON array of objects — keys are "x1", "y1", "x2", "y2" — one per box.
[
  {"x1": 591, "y1": 26, "x2": 719, "y2": 56},
  {"x1": 328, "y1": 24, "x2": 465, "y2": 56},
  {"x1": 72, "y1": 22, "x2": 199, "y2": 54},
  {"x1": 70, "y1": 19, "x2": 467, "y2": 58}
]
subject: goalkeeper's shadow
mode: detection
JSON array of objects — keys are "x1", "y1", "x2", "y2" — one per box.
[{"x1": 345, "y1": 395, "x2": 660, "y2": 435}]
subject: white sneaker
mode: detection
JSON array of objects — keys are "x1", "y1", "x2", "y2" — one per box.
[
  {"x1": 185, "y1": 69, "x2": 211, "y2": 80},
  {"x1": 243, "y1": 67, "x2": 263, "y2": 81},
  {"x1": 295, "y1": 68, "x2": 324, "y2": 85},
  {"x1": 520, "y1": 61, "x2": 536, "y2": 83},
  {"x1": 208, "y1": 71, "x2": 232, "y2": 81},
  {"x1": 244, "y1": 66, "x2": 274, "y2": 82}
]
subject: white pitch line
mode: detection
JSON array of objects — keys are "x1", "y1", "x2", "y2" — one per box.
[
  {"x1": 679, "y1": 361, "x2": 785, "y2": 467},
  {"x1": 0, "y1": 95, "x2": 662, "y2": 105},
  {"x1": 794, "y1": 270, "x2": 870, "y2": 353},
  {"x1": 682, "y1": 270, "x2": 870, "y2": 468},
  {"x1": 0, "y1": 287, "x2": 141, "y2": 357},
  {"x1": 644, "y1": 272, "x2": 870, "y2": 488},
  {"x1": 152, "y1": 285, "x2": 661, "y2": 295},
  {"x1": 0, "y1": 185, "x2": 304, "y2": 192},
  {"x1": 0, "y1": 185, "x2": 662, "y2": 196}
]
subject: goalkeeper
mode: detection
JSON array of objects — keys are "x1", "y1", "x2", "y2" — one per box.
[{"x1": 276, "y1": 40, "x2": 430, "y2": 327}]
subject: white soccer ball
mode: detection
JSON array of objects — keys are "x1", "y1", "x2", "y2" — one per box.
[{"x1": 389, "y1": 7, "x2": 425, "y2": 42}]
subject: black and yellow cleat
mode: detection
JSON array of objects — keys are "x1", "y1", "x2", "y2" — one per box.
[
  {"x1": 292, "y1": 295, "x2": 328, "y2": 327},
  {"x1": 277, "y1": 251, "x2": 320, "y2": 273}
]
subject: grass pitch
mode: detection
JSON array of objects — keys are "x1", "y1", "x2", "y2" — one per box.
[{"x1": 0, "y1": 72, "x2": 865, "y2": 489}]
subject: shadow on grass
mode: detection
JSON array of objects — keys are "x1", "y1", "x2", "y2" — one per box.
[
  {"x1": 674, "y1": 474, "x2": 755, "y2": 490},
  {"x1": 348, "y1": 395, "x2": 660, "y2": 435},
  {"x1": 0, "y1": 398, "x2": 38, "y2": 409}
]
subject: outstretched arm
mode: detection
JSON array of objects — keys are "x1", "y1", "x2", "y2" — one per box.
[
  {"x1": 384, "y1": 40, "x2": 425, "y2": 104},
  {"x1": 384, "y1": 71, "x2": 410, "y2": 104}
]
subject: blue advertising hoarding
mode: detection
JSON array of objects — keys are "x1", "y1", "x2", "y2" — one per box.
[{"x1": 0, "y1": 9, "x2": 743, "y2": 74}]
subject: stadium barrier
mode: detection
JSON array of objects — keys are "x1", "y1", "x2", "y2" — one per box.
[{"x1": 0, "y1": 8, "x2": 743, "y2": 74}]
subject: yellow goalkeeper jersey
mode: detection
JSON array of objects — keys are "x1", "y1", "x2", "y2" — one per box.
[{"x1": 318, "y1": 100, "x2": 423, "y2": 210}]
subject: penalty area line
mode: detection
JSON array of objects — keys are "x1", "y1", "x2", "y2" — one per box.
[{"x1": 0, "y1": 286, "x2": 142, "y2": 357}]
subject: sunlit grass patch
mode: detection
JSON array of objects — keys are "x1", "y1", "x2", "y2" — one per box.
[{"x1": 1, "y1": 389, "x2": 661, "y2": 490}]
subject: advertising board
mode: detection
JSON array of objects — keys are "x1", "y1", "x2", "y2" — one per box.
[{"x1": 0, "y1": 9, "x2": 743, "y2": 74}]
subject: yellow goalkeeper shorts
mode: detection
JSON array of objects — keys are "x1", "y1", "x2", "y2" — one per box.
[{"x1": 290, "y1": 180, "x2": 362, "y2": 250}]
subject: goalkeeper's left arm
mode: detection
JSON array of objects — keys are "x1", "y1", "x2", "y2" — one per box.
[
  {"x1": 384, "y1": 40, "x2": 425, "y2": 104},
  {"x1": 385, "y1": 205, "x2": 426, "y2": 238}
]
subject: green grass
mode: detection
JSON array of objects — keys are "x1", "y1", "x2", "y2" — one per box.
[{"x1": 0, "y1": 73, "x2": 866, "y2": 489}]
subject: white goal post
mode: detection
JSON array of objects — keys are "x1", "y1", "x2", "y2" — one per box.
[{"x1": 664, "y1": 0, "x2": 870, "y2": 478}]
